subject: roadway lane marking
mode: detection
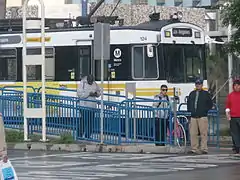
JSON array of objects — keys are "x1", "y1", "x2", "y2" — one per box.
[{"x1": 144, "y1": 154, "x2": 240, "y2": 164}]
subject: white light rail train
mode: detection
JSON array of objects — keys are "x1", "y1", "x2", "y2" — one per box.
[{"x1": 0, "y1": 12, "x2": 207, "y2": 111}]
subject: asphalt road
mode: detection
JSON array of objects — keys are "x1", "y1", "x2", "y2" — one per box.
[{"x1": 7, "y1": 150, "x2": 240, "y2": 180}]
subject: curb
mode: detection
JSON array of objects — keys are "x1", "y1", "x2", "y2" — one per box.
[
  {"x1": 6, "y1": 142, "x2": 233, "y2": 153},
  {"x1": 7, "y1": 143, "x2": 187, "y2": 154}
]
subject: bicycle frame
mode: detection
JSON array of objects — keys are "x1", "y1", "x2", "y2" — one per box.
[
  {"x1": 168, "y1": 115, "x2": 188, "y2": 135},
  {"x1": 167, "y1": 115, "x2": 188, "y2": 148}
]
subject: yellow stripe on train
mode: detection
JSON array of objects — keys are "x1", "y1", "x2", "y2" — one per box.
[{"x1": 0, "y1": 81, "x2": 208, "y2": 97}]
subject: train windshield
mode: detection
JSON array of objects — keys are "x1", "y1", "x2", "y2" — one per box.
[{"x1": 163, "y1": 44, "x2": 206, "y2": 83}]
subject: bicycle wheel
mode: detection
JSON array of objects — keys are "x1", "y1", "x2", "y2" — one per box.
[{"x1": 176, "y1": 123, "x2": 187, "y2": 149}]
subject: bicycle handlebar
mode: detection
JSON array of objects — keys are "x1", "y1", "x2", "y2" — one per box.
[{"x1": 171, "y1": 115, "x2": 189, "y2": 124}]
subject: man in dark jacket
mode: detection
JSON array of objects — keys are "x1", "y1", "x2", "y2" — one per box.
[{"x1": 187, "y1": 79, "x2": 213, "y2": 154}]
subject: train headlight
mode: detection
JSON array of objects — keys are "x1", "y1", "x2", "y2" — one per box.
[
  {"x1": 165, "y1": 31, "x2": 171, "y2": 38},
  {"x1": 195, "y1": 31, "x2": 201, "y2": 38}
]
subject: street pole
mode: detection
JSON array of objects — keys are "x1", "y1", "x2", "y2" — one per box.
[
  {"x1": 173, "y1": 88, "x2": 177, "y2": 146},
  {"x1": 228, "y1": 23, "x2": 233, "y2": 93},
  {"x1": 81, "y1": 0, "x2": 88, "y2": 17},
  {"x1": 94, "y1": 23, "x2": 110, "y2": 145},
  {"x1": 100, "y1": 24, "x2": 104, "y2": 144}
]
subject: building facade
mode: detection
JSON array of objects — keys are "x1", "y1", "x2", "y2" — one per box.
[
  {"x1": 7, "y1": 0, "x2": 219, "y2": 7},
  {"x1": 65, "y1": 0, "x2": 218, "y2": 7},
  {"x1": 6, "y1": 0, "x2": 84, "y2": 18}
]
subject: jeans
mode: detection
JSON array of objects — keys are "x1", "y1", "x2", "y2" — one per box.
[
  {"x1": 155, "y1": 118, "x2": 168, "y2": 145},
  {"x1": 232, "y1": 137, "x2": 236, "y2": 151},
  {"x1": 78, "y1": 109, "x2": 95, "y2": 139},
  {"x1": 230, "y1": 118, "x2": 240, "y2": 153}
]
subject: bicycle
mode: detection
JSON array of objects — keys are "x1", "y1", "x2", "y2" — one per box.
[{"x1": 167, "y1": 115, "x2": 188, "y2": 150}]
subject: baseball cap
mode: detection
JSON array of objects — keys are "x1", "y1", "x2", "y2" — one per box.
[
  {"x1": 195, "y1": 79, "x2": 203, "y2": 84},
  {"x1": 233, "y1": 79, "x2": 240, "y2": 85}
]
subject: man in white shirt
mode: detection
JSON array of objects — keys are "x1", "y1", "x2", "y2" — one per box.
[
  {"x1": 77, "y1": 75, "x2": 101, "y2": 139},
  {"x1": 153, "y1": 85, "x2": 170, "y2": 146}
]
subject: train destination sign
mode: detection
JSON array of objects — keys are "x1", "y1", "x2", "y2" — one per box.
[{"x1": 172, "y1": 28, "x2": 192, "y2": 37}]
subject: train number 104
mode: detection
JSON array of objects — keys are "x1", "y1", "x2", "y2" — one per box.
[{"x1": 140, "y1": 36, "x2": 147, "y2": 41}]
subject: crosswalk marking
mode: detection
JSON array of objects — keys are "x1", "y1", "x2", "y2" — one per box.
[
  {"x1": 13, "y1": 161, "x2": 95, "y2": 168},
  {"x1": 10, "y1": 152, "x2": 237, "y2": 180},
  {"x1": 60, "y1": 153, "x2": 170, "y2": 160}
]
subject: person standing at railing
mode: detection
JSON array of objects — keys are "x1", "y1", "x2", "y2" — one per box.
[
  {"x1": 225, "y1": 79, "x2": 240, "y2": 155},
  {"x1": 153, "y1": 84, "x2": 170, "y2": 146},
  {"x1": 77, "y1": 75, "x2": 101, "y2": 139},
  {"x1": 187, "y1": 79, "x2": 213, "y2": 154},
  {"x1": 0, "y1": 113, "x2": 8, "y2": 163}
]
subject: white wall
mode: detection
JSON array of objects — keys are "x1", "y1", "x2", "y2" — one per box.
[
  {"x1": 6, "y1": 0, "x2": 91, "y2": 18},
  {"x1": 44, "y1": 4, "x2": 82, "y2": 18},
  {"x1": 6, "y1": 0, "x2": 22, "y2": 7},
  {"x1": 27, "y1": 0, "x2": 65, "y2": 6},
  {"x1": 6, "y1": 0, "x2": 65, "y2": 7}
]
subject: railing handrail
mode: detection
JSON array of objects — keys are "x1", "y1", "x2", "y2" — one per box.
[{"x1": 0, "y1": 88, "x2": 220, "y2": 116}]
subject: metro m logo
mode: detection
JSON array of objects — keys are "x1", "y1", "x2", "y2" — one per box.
[{"x1": 113, "y1": 48, "x2": 121, "y2": 58}]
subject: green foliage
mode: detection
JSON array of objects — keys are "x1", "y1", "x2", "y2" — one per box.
[
  {"x1": 5, "y1": 130, "x2": 43, "y2": 143},
  {"x1": 5, "y1": 130, "x2": 24, "y2": 143},
  {"x1": 54, "y1": 133, "x2": 75, "y2": 144},
  {"x1": 5, "y1": 130, "x2": 75, "y2": 144},
  {"x1": 221, "y1": 0, "x2": 240, "y2": 53}
]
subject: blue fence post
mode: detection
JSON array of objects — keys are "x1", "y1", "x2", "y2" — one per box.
[
  {"x1": 216, "y1": 109, "x2": 220, "y2": 148},
  {"x1": 118, "y1": 104, "x2": 122, "y2": 145},
  {"x1": 169, "y1": 112, "x2": 173, "y2": 145},
  {"x1": 0, "y1": 89, "x2": 3, "y2": 125}
]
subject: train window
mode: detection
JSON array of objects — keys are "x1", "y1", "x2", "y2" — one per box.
[
  {"x1": 185, "y1": 46, "x2": 202, "y2": 82},
  {"x1": 0, "y1": 48, "x2": 17, "y2": 81},
  {"x1": 27, "y1": 65, "x2": 39, "y2": 81},
  {"x1": 164, "y1": 46, "x2": 185, "y2": 82},
  {"x1": 25, "y1": 47, "x2": 55, "y2": 81},
  {"x1": 132, "y1": 47, "x2": 144, "y2": 78},
  {"x1": 186, "y1": 57, "x2": 201, "y2": 77},
  {"x1": 79, "y1": 47, "x2": 91, "y2": 79},
  {"x1": 132, "y1": 45, "x2": 159, "y2": 79}
]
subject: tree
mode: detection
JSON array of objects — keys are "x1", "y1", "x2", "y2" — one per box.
[{"x1": 222, "y1": 0, "x2": 240, "y2": 54}]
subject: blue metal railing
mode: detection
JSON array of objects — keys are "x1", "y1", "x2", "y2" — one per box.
[{"x1": 0, "y1": 86, "x2": 220, "y2": 146}]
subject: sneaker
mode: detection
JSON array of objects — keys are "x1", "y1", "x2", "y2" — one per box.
[
  {"x1": 201, "y1": 150, "x2": 208, "y2": 154},
  {"x1": 232, "y1": 149, "x2": 237, "y2": 154},
  {"x1": 155, "y1": 144, "x2": 165, "y2": 146},
  {"x1": 187, "y1": 150, "x2": 198, "y2": 155},
  {"x1": 233, "y1": 153, "x2": 240, "y2": 157}
]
